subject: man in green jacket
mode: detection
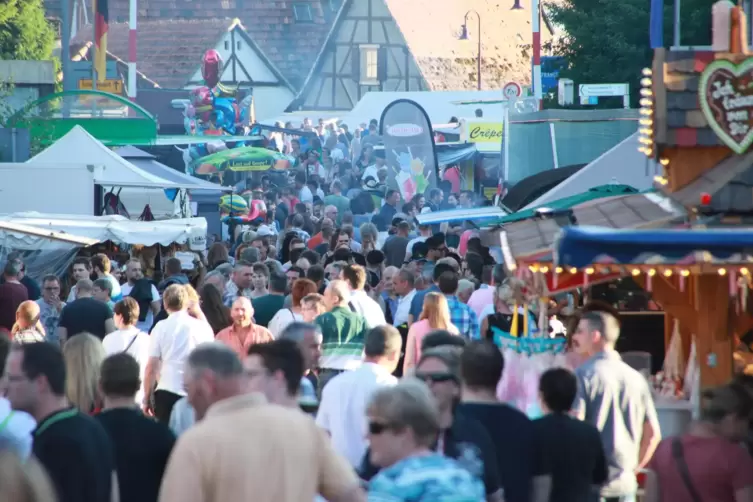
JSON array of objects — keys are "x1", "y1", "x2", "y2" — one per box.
[{"x1": 315, "y1": 280, "x2": 368, "y2": 393}]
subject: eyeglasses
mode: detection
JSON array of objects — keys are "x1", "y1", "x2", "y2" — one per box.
[
  {"x1": 414, "y1": 372, "x2": 456, "y2": 384},
  {"x1": 368, "y1": 421, "x2": 394, "y2": 435}
]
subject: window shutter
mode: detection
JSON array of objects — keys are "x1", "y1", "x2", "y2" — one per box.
[
  {"x1": 351, "y1": 46, "x2": 361, "y2": 79},
  {"x1": 377, "y1": 47, "x2": 388, "y2": 82}
]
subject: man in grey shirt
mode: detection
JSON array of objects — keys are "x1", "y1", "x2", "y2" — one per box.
[{"x1": 571, "y1": 310, "x2": 661, "y2": 502}]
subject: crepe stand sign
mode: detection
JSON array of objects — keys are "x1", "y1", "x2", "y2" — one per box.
[{"x1": 700, "y1": 58, "x2": 753, "y2": 154}]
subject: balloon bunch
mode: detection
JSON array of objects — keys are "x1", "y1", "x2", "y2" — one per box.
[{"x1": 182, "y1": 49, "x2": 255, "y2": 163}]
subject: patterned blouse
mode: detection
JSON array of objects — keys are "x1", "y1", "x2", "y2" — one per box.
[
  {"x1": 368, "y1": 453, "x2": 485, "y2": 501},
  {"x1": 13, "y1": 328, "x2": 46, "y2": 344}
]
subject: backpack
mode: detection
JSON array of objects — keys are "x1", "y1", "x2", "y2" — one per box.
[{"x1": 129, "y1": 279, "x2": 155, "y2": 322}]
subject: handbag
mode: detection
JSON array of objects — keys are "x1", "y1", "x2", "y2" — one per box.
[{"x1": 671, "y1": 437, "x2": 703, "y2": 502}]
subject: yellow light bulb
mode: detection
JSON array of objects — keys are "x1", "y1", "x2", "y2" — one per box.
[
  {"x1": 663, "y1": 269, "x2": 673, "y2": 277},
  {"x1": 742, "y1": 268, "x2": 749, "y2": 276},
  {"x1": 648, "y1": 269, "x2": 656, "y2": 276},
  {"x1": 569, "y1": 267, "x2": 577, "y2": 274},
  {"x1": 555, "y1": 267, "x2": 563, "y2": 273},
  {"x1": 659, "y1": 158, "x2": 669, "y2": 166},
  {"x1": 540, "y1": 266, "x2": 549, "y2": 273},
  {"x1": 631, "y1": 269, "x2": 641, "y2": 276},
  {"x1": 718, "y1": 268, "x2": 727, "y2": 276},
  {"x1": 585, "y1": 267, "x2": 595, "y2": 275},
  {"x1": 681, "y1": 270, "x2": 690, "y2": 277},
  {"x1": 642, "y1": 68, "x2": 652, "y2": 76}
]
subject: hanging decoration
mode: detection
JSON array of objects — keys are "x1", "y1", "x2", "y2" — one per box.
[{"x1": 638, "y1": 67, "x2": 655, "y2": 158}]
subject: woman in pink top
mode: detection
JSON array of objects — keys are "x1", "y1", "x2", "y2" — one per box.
[
  {"x1": 403, "y1": 292, "x2": 459, "y2": 374},
  {"x1": 644, "y1": 383, "x2": 753, "y2": 502}
]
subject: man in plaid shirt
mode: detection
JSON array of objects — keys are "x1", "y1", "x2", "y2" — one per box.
[{"x1": 437, "y1": 270, "x2": 479, "y2": 340}]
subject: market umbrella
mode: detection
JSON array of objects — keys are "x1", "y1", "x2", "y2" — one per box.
[
  {"x1": 192, "y1": 147, "x2": 291, "y2": 175},
  {"x1": 491, "y1": 184, "x2": 641, "y2": 226}
]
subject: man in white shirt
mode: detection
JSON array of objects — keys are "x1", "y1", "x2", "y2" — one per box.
[
  {"x1": 392, "y1": 268, "x2": 416, "y2": 327},
  {"x1": 119, "y1": 259, "x2": 161, "y2": 332},
  {"x1": 295, "y1": 172, "x2": 313, "y2": 203},
  {"x1": 66, "y1": 257, "x2": 92, "y2": 302},
  {"x1": 341, "y1": 264, "x2": 386, "y2": 328},
  {"x1": 142, "y1": 284, "x2": 214, "y2": 424},
  {"x1": 316, "y1": 325, "x2": 401, "y2": 467}
]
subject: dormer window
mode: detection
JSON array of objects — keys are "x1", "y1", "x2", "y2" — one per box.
[{"x1": 293, "y1": 3, "x2": 313, "y2": 22}]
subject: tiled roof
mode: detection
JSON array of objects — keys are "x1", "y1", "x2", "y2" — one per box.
[
  {"x1": 661, "y1": 50, "x2": 723, "y2": 147},
  {"x1": 72, "y1": 19, "x2": 233, "y2": 89},
  {"x1": 666, "y1": 149, "x2": 753, "y2": 212},
  {"x1": 47, "y1": 0, "x2": 331, "y2": 90},
  {"x1": 384, "y1": 0, "x2": 555, "y2": 90}
]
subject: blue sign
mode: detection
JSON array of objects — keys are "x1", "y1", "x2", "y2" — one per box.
[{"x1": 541, "y1": 56, "x2": 565, "y2": 94}]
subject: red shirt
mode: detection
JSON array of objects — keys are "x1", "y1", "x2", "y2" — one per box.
[
  {"x1": 215, "y1": 323, "x2": 274, "y2": 359},
  {"x1": 308, "y1": 232, "x2": 324, "y2": 249},
  {"x1": 443, "y1": 166, "x2": 461, "y2": 194},
  {"x1": 648, "y1": 434, "x2": 753, "y2": 501}
]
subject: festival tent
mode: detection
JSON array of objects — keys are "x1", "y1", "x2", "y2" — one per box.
[
  {"x1": 554, "y1": 226, "x2": 753, "y2": 269},
  {"x1": 522, "y1": 133, "x2": 658, "y2": 209},
  {"x1": 344, "y1": 90, "x2": 506, "y2": 126},
  {"x1": 495, "y1": 184, "x2": 641, "y2": 225},
  {"x1": 114, "y1": 146, "x2": 229, "y2": 223},
  {"x1": 415, "y1": 206, "x2": 507, "y2": 226},
  {"x1": 0, "y1": 212, "x2": 207, "y2": 280},
  {"x1": 29, "y1": 126, "x2": 199, "y2": 190}
]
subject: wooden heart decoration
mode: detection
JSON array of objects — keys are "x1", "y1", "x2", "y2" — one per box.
[{"x1": 699, "y1": 58, "x2": 753, "y2": 154}]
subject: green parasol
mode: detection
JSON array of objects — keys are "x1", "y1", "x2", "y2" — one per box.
[{"x1": 192, "y1": 147, "x2": 291, "y2": 175}]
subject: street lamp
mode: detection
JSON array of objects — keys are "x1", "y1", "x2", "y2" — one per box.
[
  {"x1": 459, "y1": 10, "x2": 482, "y2": 91},
  {"x1": 511, "y1": 0, "x2": 523, "y2": 9}
]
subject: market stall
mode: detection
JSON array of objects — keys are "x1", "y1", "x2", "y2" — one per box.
[{"x1": 0, "y1": 212, "x2": 207, "y2": 280}]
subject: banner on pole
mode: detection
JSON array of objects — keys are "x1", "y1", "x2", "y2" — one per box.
[{"x1": 379, "y1": 99, "x2": 438, "y2": 202}]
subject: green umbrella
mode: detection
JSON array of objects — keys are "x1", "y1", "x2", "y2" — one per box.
[
  {"x1": 489, "y1": 184, "x2": 644, "y2": 226},
  {"x1": 192, "y1": 147, "x2": 291, "y2": 175}
]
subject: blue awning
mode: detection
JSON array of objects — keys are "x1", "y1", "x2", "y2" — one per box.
[
  {"x1": 554, "y1": 225, "x2": 753, "y2": 268},
  {"x1": 435, "y1": 143, "x2": 477, "y2": 166},
  {"x1": 416, "y1": 206, "x2": 507, "y2": 225}
]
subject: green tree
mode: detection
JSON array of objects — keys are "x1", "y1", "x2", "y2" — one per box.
[
  {"x1": 547, "y1": 0, "x2": 713, "y2": 108},
  {"x1": 0, "y1": 0, "x2": 55, "y2": 60}
]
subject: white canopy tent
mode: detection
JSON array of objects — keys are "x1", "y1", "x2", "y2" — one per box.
[
  {"x1": 343, "y1": 90, "x2": 507, "y2": 126},
  {"x1": 29, "y1": 126, "x2": 199, "y2": 189},
  {"x1": 0, "y1": 212, "x2": 207, "y2": 249}
]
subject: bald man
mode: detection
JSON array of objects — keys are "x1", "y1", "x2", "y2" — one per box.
[
  {"x1": 215, "y1": 297, "x2": 273, "y2": 359},
  {"x1": 315, "y1": 280, "x2": 369, "y2": 393}
]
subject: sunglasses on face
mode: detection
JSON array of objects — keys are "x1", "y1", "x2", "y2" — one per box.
[
  {"x1": 414, "y1": 372, "x2": 456, "y2": 384},
  {"x1": 368, "y1": 421, "x2": 394, "y2": 435}
]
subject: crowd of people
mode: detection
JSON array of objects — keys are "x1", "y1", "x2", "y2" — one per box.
[{"x1": 0, "y1": 167, "x2": 753, "y2": 501}]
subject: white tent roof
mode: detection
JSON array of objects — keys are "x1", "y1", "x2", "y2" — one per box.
[
  {"x1": 29, "y1": 126, "x2": 199, "y2": 189},
  {"x1": 343, "y1": 90, "x2": 507, "y2": 126},
  {"x1": 0, "y1": 212, "x2": 207, "y2": 248},
  {"x1": 522, "y1": 133, "x2": 658, "y2": 209}
]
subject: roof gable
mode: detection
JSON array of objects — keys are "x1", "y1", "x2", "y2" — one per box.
[
  {"x1": 47, "y1": 0, "x2": 331, "y2": 90},
  {"x1": 299, "y1": 0, "x2": 555, "y2": 95}
]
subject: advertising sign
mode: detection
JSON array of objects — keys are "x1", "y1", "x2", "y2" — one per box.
[
  {"x1": 541, "y1": 56, "x2": 565, "y2": 94},
  {"x1": 466, "y1": 122, "x2": 503, "y2": 144},
  {"x1": 379, "y1": 99, "x2": 438, "y2": 201}
]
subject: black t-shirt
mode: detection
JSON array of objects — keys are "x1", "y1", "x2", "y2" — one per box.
[
  {"x1": 33, "y1": 408, "x2": 115, "y2": 502},
  {"x1": 456, "y1": 402, "x2": 537, "y2": 502},
  {"x1": 359, "y1": 411, "x2": 502, "y2": 496},
  {"x1": 382, "y1": 235, "x2": 410, "y2": 267},
  {"x1": 96, "y1": 408, "x2": 176, "y2": 502},
  {"x1": 532, "y1": 413, "x2": 608, "y2": 502},
  {"x1": 59, "y1": 297, "x2": 113, "y2": 340}
]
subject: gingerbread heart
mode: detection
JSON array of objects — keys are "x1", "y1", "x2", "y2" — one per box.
[{"x1": 699, "y1": 58, "x2": 753, "y2": 154}]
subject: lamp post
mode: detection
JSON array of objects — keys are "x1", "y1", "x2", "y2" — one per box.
[{"x1": 459, "y1": 10, "x2": 482, "y2": 91}]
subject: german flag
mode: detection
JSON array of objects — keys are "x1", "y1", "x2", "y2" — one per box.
[{"x1": 93, "y1": 0, "x2": 108, "y2": 82}]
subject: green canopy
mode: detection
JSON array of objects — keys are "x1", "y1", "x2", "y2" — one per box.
[{"x1": 489, "y1": 184, "x2": 643, "y2": 226}]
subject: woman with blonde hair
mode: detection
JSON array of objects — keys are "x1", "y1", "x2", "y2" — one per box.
[
  {"x1": 12, "y1": 301, "x2": 46, "y2": 344},
  {"x1": 403, "y1": 292, "x2": 459, "y2": 373},
  {"x1": 63, "y1": 333, "x2": 106, "y2": 414},
  {"x1": 0, "y1": 450, "x2": 57, "y2": 502}
]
